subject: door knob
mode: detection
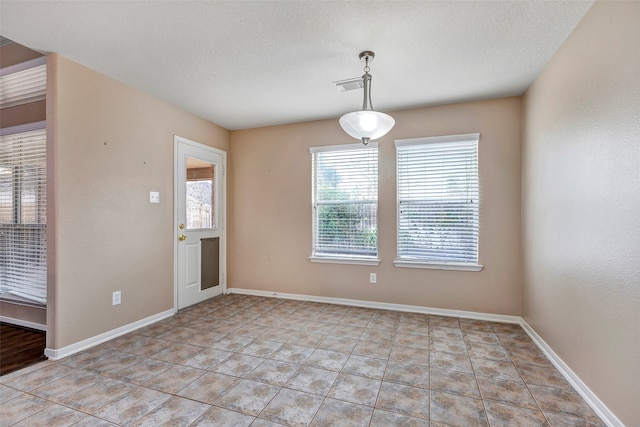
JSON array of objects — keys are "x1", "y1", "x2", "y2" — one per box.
[{"x1": 178, "y1": 234, "x2": 187, "y2": 241}]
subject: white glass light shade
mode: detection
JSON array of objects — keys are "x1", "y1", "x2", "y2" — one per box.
[{"x1": 339, "y1": 110, "x2": 395, "y2": 141}]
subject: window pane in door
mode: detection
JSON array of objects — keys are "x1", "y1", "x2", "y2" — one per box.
[{"x1": 185, "y1": 161, "x2": 215, "y2": 229}]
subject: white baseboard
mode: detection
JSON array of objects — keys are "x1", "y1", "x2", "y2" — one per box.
[
  {"x1": 0, "y1": 315, "x2": 46, "y2": 331},
  {"x1": 44, "y1": 309, "x2": 174, "y2": 360},
  {"x1": 226, "y1": 287, "x2": 521, "y2": 324},
  {"x1": 519, "y1": 320, "x2": 623, "y2": 427},
  {"x1": 228, "y1": 287, "x2": 620, "y2": 426}
]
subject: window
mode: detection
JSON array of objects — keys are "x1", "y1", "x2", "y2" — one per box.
[
  {"x1": 1, "y1": 54, "x2": 47, "y2": 305},
  {"x1": 186, "y1": 164, "x2": 215, "y2": 229},
  {"x1": 395, "y1": 133, "x2": 482, "y2": 271},
  {"x1": 310, "y1": 143, "x2": 379, "y2": 265},
  {"x1": 0, "y1": 124, "x2": 47, "y2": 304}
]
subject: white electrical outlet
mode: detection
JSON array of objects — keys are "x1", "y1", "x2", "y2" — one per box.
[
  {"x1": 370, "y1": 273, "x2": 377, "y2": 284},
  {"x1": 149, "y1": 191, "x2": 160, "y2": 204},
  {"x1": 112, "y1": 291, "x2": 121, "y2": 305}
]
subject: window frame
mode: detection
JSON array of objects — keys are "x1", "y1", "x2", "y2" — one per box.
[
  {"x1": 394, "y1": 133, "x2": 483, "y2": 272},
  {"x1": 309, "y1": 142, "x2": 380, "y2": 266}
]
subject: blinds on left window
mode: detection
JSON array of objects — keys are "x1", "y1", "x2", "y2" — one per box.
[
  {"x1": 0, "y1": 126, "x2": 47, "y2": 304},
  {"x1": 311, "y1": 143, "x2": 379, "y2": 260}
]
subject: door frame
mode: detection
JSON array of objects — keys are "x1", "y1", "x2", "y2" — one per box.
[{"x1": 173, "y1": 135, "x2": 227, "y2": 312}]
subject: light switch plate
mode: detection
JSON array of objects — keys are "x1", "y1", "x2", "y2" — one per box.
[{"x1": 149, "y1": 191, "x2": 160, "y2": 204}]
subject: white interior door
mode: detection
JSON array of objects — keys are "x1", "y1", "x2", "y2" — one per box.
[{"x1": 175, "y1": 136, "x2": 226, "y2": 310}]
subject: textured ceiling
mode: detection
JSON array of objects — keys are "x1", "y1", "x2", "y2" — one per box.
[{"x1": 0, "y1": 1, "x2": 593, "y2": 130}]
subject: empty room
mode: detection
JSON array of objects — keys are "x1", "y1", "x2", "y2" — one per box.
[{"x1": 0, "y1": 1, "x2": 638, "y2": 426}]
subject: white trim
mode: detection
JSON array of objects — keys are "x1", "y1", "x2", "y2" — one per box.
[
  {"x1": 309, "y1": 256, "x2": 381, "y2": 266},
  {"x1": 309, "y1": 141, "x2": 378, "y2": 153},
  {"x1": 393, "y1": 260, "x2": 483, "y2": 272},
  {"x1": 0, "y1": 120, "x2": 46, "y2": 136},
  {"x1": 0, "y1": 56, "x2": 46, "y2": 76},
  {"x1": 226, "y1": 287, "x2": 520, "y2": 323},
  {"x1": 44, "y1": 309, "x2": 174, "y2": 360},
  {"x1": 0, "y1": 316, "x2": 46, "y2": 331},
  {"x1": 173, "y1": 138, "x2": 179, "y2": 312},
  {"x1": 520, "y1": 320, "x2": 623, "y2": 427},
  {"x1": 395, "y1": 132, "x2": 480, "y2": 147}
]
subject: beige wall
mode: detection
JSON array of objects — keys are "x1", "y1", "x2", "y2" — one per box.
[
  {"x1": 48, "y1": 54, "x2": 230, "y2": 349},
  {"x1": 0, "y1": 41, "x2": 42, "y2": 68},
  {"x1": 0, "y1": 302, "x2": 46, "y2": 326},
  {"x1": 0, "y1": 100, "x2": 46, "y2": 129},
  {"x1": 522, "y1": 1, "x2": 640, "y2": 424},
  {"x1": 229, "y1": 97, "x2": 523, "y2": 315}
]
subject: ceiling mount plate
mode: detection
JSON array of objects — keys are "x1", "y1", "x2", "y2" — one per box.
[{"x1": 359, "y1": 51, "x2": 375, "y2": 63}]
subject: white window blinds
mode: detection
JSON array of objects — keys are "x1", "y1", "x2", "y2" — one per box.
[
  {"x1": 311, "y1": 143, "x2": 378, "y2": 259},
  {"x1": 0, "y1": 57, "x2": 47, "y2": 109},
  {"x1": 396, "y1": 134, "x2": 479, "y2": 265},
  {"x1": 0, "y1": 125, "x2": 47, "y2": 304}
]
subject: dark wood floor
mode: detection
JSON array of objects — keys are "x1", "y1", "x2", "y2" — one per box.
[{"x1": 0, "y1": 322, "x2": 47, "y2": 376}]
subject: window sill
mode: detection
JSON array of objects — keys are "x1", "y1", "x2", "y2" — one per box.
[
  {"x1": 309, "y1": 256, "x2": 381, "y2": 266},
  {"x1": 393, "y1": 260, "x2": 483, "y2": 272}
]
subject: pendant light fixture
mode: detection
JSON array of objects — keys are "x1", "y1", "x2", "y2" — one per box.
[{"x1": 339, "y1": 51, "x2": 395, "y2": 145}]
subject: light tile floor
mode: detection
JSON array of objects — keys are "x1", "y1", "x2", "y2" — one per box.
[{"x1": 0, "y1": 294, "x2": 606, "y2": 426}]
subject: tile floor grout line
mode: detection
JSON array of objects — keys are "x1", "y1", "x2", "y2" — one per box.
[{"x1": 496, "y1": 328, "x2": 552, "y2": 426}]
